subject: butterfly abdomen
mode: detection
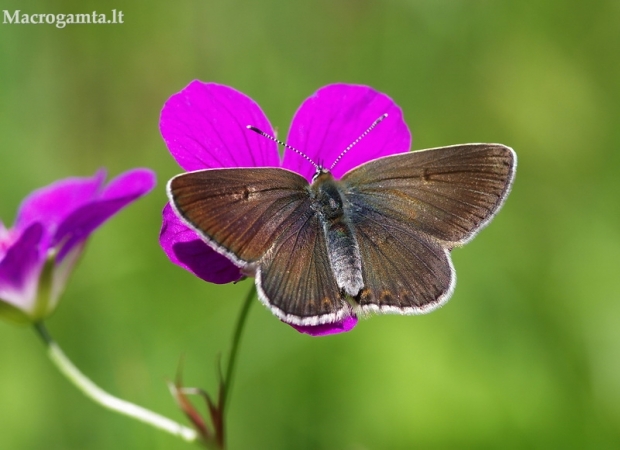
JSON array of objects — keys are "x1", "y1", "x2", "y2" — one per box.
[{"x1": 313, "y1": 172, "x2": 364, "y2": 298}]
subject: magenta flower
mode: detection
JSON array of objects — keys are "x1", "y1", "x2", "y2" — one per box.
[
  {"x1": 159, "y1": 81, "x2": 411, "y2": 336},
  {"x1": 0, "y1": 169, "x2": 156, "y2": 323}
]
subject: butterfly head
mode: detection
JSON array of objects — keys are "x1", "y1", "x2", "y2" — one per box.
[{"x1": 311, "y1": 166, "x2": 331, "y2": 184}]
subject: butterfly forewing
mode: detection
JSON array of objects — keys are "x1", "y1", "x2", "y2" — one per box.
[
  {"x1": 168, "y1": 168, "x2": 312, "y2": 265},
  {"x1": 342, "y1": 144, "x2": 516, "y2": 246}
]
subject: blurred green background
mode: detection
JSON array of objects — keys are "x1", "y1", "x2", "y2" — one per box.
[{"x1": 1, "y1": 0, "x2": 619, "y2": 449}]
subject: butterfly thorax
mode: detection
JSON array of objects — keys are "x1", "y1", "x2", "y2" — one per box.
[
  {"x1": 310, "y1": 170, "x2": 364, "y2": 298},
  {"x1": 312, "y1": 171, "x2": 345, "y2": 218}
]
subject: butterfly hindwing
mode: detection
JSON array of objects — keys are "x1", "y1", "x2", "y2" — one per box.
[
  {"x1": 256, "y1": 208, "x2": 350, "y2": 325},
  {"x1": 348, "y1": 201, "x2": 454, "y2": 313}
]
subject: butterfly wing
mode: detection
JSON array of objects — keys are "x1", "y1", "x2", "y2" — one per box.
[
  {"x1": 353, "y1": 215, "x2": 454, "y2": 314},
  {"x1": 168, "y1": 167, "x2": 313, "y2": 267},
  {"x1": 341, "y1": 144, "x2": 515, "y2": 313},
  {"x1": 256, "y1": 208, "x2": 352, "y2": 325},
  {"x1": 168, "y1": 167, "x2": 349, "y2": 323},
  {"x1": 342, "y1": 144, "x2": 516, "y2": 246}
]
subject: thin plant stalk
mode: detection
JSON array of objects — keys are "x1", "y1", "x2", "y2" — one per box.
[
  {"x1": 174, "y1": 284, "x2": 256, "y2": 449},
  {"x1": 34, "y1": 322, "x2": 199, "y2": 444},
  {"x1": 222, "y1": 284, "x2": 255, "y2": 412}
]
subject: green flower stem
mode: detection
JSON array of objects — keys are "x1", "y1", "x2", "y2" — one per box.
[
  {"x1": 34, "y1": 322, "x2": 199, "y2": 444},
  {"x1": 222, "y1": 284, "x2": 255, "y2": 414}
]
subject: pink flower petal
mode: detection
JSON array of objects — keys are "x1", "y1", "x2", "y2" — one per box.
[
  {"x1": 288, "y1": 315, "x2": 358, "y2": 336},
  {"x1": 283, "y1": 84, "x2": 411, "y2": 182},
  {"x1": 100, "y1": 168, "x2": 156, "y2": 200},
  {"x1": 15, "y1": 171, "x2": 106, "y2": 237},
  {"x1": 159, "y1": 204, "x2": 242, "y2": 284},
  {"x1": 160, "y1": 81, "x2": 281, "y2": 171},
  {"x1": 0, "y1": 223, "x2": 44, "y2": 312},
  {"x1": 53, "y1": 169, "x2": 156, "y2": 261}
]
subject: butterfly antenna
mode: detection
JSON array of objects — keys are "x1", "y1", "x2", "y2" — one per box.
[
  {"x1": 246, "y1": 126, "x2": 320, "y2": 171},
  {"x1": 330, "y1": 113, "x2": 388, "y2": 170}
]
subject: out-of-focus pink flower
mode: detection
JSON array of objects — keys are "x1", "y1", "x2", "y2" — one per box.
[{"x1": 0, "y1": 169, "x2": 155, "y2": 323}]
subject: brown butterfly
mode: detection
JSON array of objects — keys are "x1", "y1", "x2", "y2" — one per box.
[{"x1": 168, "y1": 126, "x2": 516, "y2": 326}]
